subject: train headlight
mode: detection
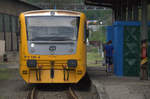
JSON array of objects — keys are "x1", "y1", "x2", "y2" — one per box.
[
  {"x1": 31, "y1": 43, "x2": 35, "y2": 48},
  {"x1": 67, "y1": 60, "x2": 77, "y2": 68},
  {"x1": 27, "y1": 60, "x2": 37, "y2": 68}
]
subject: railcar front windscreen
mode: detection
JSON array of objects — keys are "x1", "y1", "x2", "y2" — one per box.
[{"x1": 26, "y1": 16, "x2": 79, "y2": 41}]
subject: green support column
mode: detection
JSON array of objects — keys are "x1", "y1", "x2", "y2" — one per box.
[
  {"x1": 114, "y1": 6, "x2": 119, "y2": 21},
  {"x1": 133, "y1": 0, "x2": 139, "y2": 21},
  {"x1": 116, "y1": 3, "x2": 122, "y2": 21},
  {"x1": 120, "y1": 0, "x2": 127, "y2": 21},
  {"x1": 133, "y1": 4, "x2": 139, "y2": 21},
  {"x1": 127, "y1": 1, "x2": 133, "y2": 21},
  {"x1": 118, "y1": 7, "x2": 121, "y2": 21},
  {"x1": 120, "y1": 0, "x2": 123, "y2": 21},
  {"x1": 112, "y1": 8, "x2": 115, "y2": 23},
  {"x1": 112, "y1": 1, "x2": 118, "y2": 21},
  {"x1": 121, "y1": 5, "x2": 127, "y2": 21}
]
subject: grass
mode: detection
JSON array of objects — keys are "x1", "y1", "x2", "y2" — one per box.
[
  {"x1": 87, "y1": 46, "x2": 103, "y2": 67},
  {"x1": 0, "y1": 68, "x2": 12, "y2": 80}
]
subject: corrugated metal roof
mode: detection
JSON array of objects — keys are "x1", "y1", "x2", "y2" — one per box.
[{"x1": 23, "y1": 10, "x2": 81, "y2": 16}]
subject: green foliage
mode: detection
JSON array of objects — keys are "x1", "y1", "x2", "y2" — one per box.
[
  {"x1": 89, "y1": 26, "x2": 106, "y2": 43},
  {"x1": 74, "y1": 9, "x2": 112, "y2": 27},
  {"x1": 87, "y1": 46, "x2": 103, "y2": 66},
  {"x1": 83, "y1": 10, "x2": 111, "y2": 19},
  {"x1": 82, "y1": 9, "x2": 111, "y2": 43}
]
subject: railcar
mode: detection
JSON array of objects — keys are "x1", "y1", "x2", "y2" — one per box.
[{"x1": 19, "y1": 10, "x2": 88, "y2": 83}]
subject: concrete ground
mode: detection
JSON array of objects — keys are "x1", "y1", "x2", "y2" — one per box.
[
  {"x1": 1, "y1": 62, "x2": 150, "y2": 99},
  {"x1": 87, "y1": 66, "x2": 150, "y2": 99},
  {"x1": 0, "y1": 63, "x2": 99, "y2": 99},
  {"x1": 0, "y1": 69, "x2": 29, "y2": 99}
]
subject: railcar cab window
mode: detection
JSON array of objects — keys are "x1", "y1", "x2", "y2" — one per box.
[{"x1": 26, "y1": 16, "x2": 79, "y2": 41}]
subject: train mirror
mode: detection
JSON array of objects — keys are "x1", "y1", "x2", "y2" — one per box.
[{"x1": 86, "y1": 29, "x2": 89, "y2": 38}]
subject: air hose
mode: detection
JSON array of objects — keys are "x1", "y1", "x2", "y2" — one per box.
[{"x1": 63, "y1": 66, "x2": 69, "y2": 81}]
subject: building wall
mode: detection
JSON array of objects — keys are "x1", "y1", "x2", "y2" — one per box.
[
  {"x1": 0, "y1": 0, "x2": 40, "y2": 16},
  {"x1": 0, "y1": 0, "x2": 40, "y2": 51}
]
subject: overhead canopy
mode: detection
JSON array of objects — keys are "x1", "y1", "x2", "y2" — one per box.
[
  {"x1": 85, "y1": 0, "x2": 113, "y2": 7},
  {"x1": 85, "y1": 0, "x2": 150, "y2": 42},
  {"x1": 85, "y1": 0, "x2": 150, "y2": 8},
  {"x1": 85, "y1": 0, "x2": 150, "y2": 22}
]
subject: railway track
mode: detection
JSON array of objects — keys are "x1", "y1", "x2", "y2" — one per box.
[
  {"x1": 27, "y1": 87, "x2": 37, "y2": 99},
  {"x1": 67, "y1": 87, "x2": 78, "y2": 99},
  {"x1": 27, "y1": 86, "x2": 78, "y2": 99}
]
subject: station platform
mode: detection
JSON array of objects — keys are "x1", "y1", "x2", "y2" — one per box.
[{"x1": 87, "y1": 66, "x2": 150, "y2": 99}]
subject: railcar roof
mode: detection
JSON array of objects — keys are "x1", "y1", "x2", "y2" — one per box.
[{"x1": 23, "y1": 10, "x2": 81, "y2": 17}]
